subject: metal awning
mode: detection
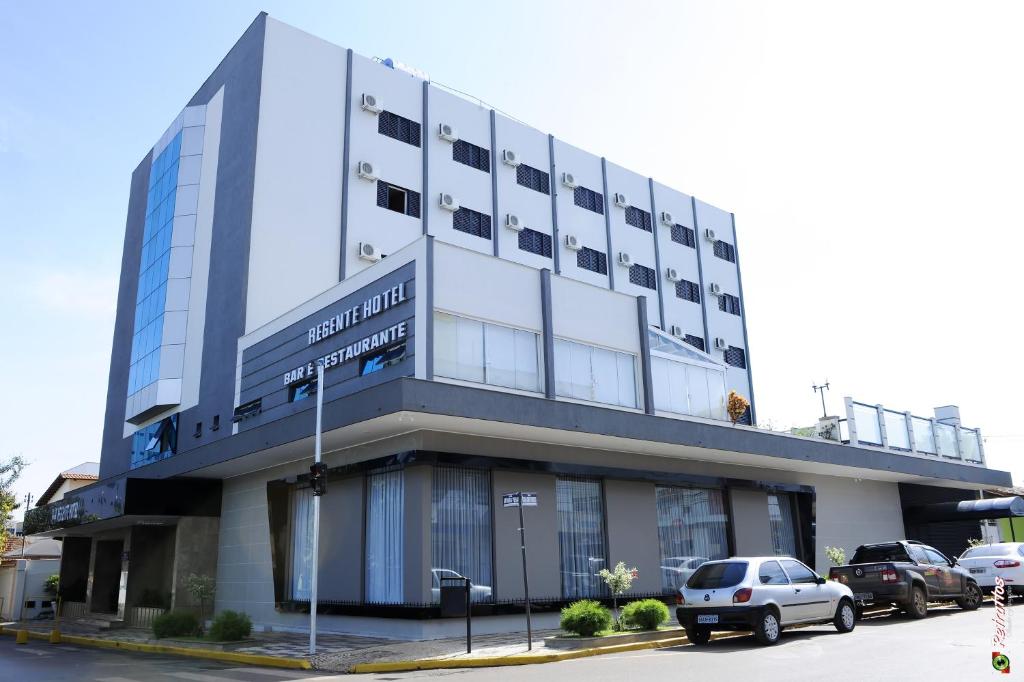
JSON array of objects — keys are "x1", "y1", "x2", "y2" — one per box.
[{"x1": 905, "y1": 496, "x2": 1024, "y2": 523}]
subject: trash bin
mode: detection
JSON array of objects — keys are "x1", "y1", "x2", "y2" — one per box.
[{"x1": 439, "y1": 576, "x2": 470, "y2": 617}]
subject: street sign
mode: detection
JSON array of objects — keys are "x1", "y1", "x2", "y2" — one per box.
[{"x1": 503, "y1": 492, "x2": 538, "y2": 507}]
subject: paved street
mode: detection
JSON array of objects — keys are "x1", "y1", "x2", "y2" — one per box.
[{"x1": 1, "y1": 603, "x2": 1012, "y2": 681}]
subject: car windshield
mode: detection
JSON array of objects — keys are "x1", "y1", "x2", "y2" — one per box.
[
  {"x1": 961, "y1": 545, "x2": 1015, "y2": 558},
  {"x1": 686, "y1": 562, "x2": 748, "y2": 589},
  {"x1": 852, "y1": 544, "x2": 911, "y2": 563}
]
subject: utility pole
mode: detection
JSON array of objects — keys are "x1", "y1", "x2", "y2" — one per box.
[
  {"x1": 21, "y1": 493, "x2": 32, "y2": 558},
  {"x1": 812, "y1": 381, "x2": 830, "y2": 418},
  {"x1": 309, "y1": 362, "x2": 325, "y2": 656}
]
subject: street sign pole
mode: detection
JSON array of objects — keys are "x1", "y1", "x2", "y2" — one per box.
[
  {"x1": 518, "y1": 492, "x2": 532, "y2": 650},
  {"x1": 309, "y1": 362, "x2": 324, "y2": 656}
]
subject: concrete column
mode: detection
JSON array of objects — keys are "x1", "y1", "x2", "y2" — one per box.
[
  {"x1": 84, "y1": 538, "x2": 98, "y2": 613},
  {"x1": 402, "y1": 465, "x2": 432, "y2": 605},
  {"x1": 604, "y1": 480, "x2": 660, "y2": 594},
  {"x1": 170, "y1": 517, "x2": 221, "y2": 619},
  {"x1": 318, "y1": 475, "x2": 364, "y2": 602},
  {"x1": 492, "y1": 471, "x2": 560, "y2": 601},
  {"x1": 728, "y1": 489, "x2": 773, "y2": 556}
]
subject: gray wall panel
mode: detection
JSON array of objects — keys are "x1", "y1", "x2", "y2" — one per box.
[
  {"x1": 729, "y1": 489, "x2": 773, "y2": 556},
  {"x1": 492, "y1": 471, "x2": 560, "y2": 601},
  {"x1": 317, "y1": 474, "x2": 364, "y2": 602},
  {"x1": 604, "y1": 479, "x2": 661, "y2": 595}
]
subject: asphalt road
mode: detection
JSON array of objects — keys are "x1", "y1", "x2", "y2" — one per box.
[{"x1": 1, "y1": 602, "x2": 1013, "y2": 681}]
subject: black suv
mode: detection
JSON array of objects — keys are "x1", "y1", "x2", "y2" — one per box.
[{"x1": 829, "y1": 540, "x2": 982, "y2": 618}]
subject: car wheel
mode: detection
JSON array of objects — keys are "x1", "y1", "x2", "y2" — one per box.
[
  {"x1": 906, "y1": 585, "x2": 928, "y2": 619},
  {"x1": 956, "y1": 582, "x2": 982, "y2": 611},
  {"x1": 834, "y1": 599, "x2": 856, "y2": 633},
  {"x1": 685, "y1": 626, "x2": 712, "y2": 645},
  {"x1": 754, "y1": 608, "x2": 781, "y2": 646}
]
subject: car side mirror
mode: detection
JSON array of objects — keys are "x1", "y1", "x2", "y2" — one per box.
[{"x1": 816, "y1": 576, "x2": 827, "y2": 585}]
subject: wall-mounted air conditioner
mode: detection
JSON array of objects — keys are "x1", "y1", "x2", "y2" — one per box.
[
  {"x1": 564, "y1": 234, "x2": 581, "y2": 250},
  {"x1": 704, "y1": 228, "x2": 717, "y2": 242},
  {"x1": 660, "y1": 211, "x2": 675, "y2": 226},
  {"x1": 356, "y1": 161, "x2": 378, "y2": 181},
  {"x1": 714, "y1": 337, "x2": 728, "y2": 351},
  {"x1": 669, "y1": 325, "x2": 684, "y2": 338},
  {"x1": 617, "y1": 251, "x2": 634, "y2": 267},
  {"x1": 438, "y1": 193, "x2": 460, "y2": 211},
  {"x1": 708, "y1": 282, "x2": 723, "y2": 296},
  {"x1": 361, "y1": 93, "x2": 383, "y2": 114},
  {"x1": 562, "y1": 172, "x2": 578, "y2": 189},
  {"x1": 665, "y1": 267, "x2": 681, "y2": 282},
  {"x1": 358, "y1": 242, "x2": 381, "y2": 262},
  {"x1": 438, "y1": 123, "x2": 458, "y2": 142},
  {"x1": 614, "y1": 192, "x2": 629, "y2": 208},
  {"x1": 505, "y1": 214, "x2": 524, "y2": 231},
  {"x1": 502, "y1": 149, "x2": 520, "y2": 167}
]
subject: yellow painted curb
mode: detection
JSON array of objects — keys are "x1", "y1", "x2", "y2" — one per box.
[
  {"x1": 15, "y1": 630, "x2": 28, "y2": 645},
  {"x1": 49, "y1": 629, "x2": 62, "y2": 644}
]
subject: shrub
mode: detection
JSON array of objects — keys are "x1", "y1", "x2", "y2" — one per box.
[
  {"x1": 560, "y1": 600, "x2": 612, "y2": 637},
  {"x1": 44, "y1": 574, "x2": 59, "y2": 596},
  {"x1": 207, "y1": 610, "x2": 252, "y2": 641},
  {"x1": 152, "y1": 610, "x2": 199, "y2": 639},
  {"x1": 621, "y1": 599, "x2": 669, "y2": 630}
]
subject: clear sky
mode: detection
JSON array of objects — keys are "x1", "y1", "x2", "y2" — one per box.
[{"x1": 1, "y1": 1, "x2": 1022, "y2": 511}]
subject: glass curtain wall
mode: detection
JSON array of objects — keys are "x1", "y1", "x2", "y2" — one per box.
[
  {"x1": 768, "y1": 492, "x2": 798, "y2": 557},
  {"x1": 556, "y1": 477, "x2": 608, "y2": 598},
  {"x1": 434, "y1": 312, "x2": 542, "y2": 392},
  {"x1": 365, "y1": 468, "x2": 404, "y2": 604},
  {"x1": 655, "y1": 486, "x2": 731, "y2": 591},
  {"x1": 431, "y1": 467, "x2": 494, "y2": 602},
  {"x1": 553, "y1": 339, "x2": 637, "y2": 408},
  {"x1": 286, "y1": 486, "x2": 314, "y2": 601}
]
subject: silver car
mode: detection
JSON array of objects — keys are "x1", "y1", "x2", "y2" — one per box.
[{"x1": 676, "y1": 557, "x2": 856, "y2": 645}]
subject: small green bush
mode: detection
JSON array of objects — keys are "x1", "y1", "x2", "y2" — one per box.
[
  {"x1": 207, "y1": 610, "x2": 252, "y2": 641},
  {"x1": 152, "y1": 610, "x2": 199, "y2": 639},
  {"x1": 621, "y1": 599, "x2": 669, "y2": 630},
  {"x1": 560, "y1": 600, "x2": 612, "y2": 637}
]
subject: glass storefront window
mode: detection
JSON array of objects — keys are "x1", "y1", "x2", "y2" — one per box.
[
  {"x1": 556, "y1": 477, "x2": 608, "y2": 598},
  {"x1": 768, "y1": 492, "x2": 798, "y2": 557},
  {"x1": 365, "y1": 468, "x2": 404, "y2": 604},
  {"x1": 553, "y1": 339, "x2": 637, "y2": 408},
  {"x1": 656, "y1": 486, "x2": 730, "y2": 592},
  {"x1": 434, "y1": 312, "x2": 541, "y2": 392},
  {"x1": 286, "y1": 486, "x2": 314, "y2": 601},
  {"x1": 431, "y1": 467, "x2": 493, "y2": 603}
]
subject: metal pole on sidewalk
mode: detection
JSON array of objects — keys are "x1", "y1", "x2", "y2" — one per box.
[
  {"x1": 309, "y1": 362, "x2": 324, "y2": 656},
  {"x1": 518, "y1": 493, "x2": 532, "y2": 650}
]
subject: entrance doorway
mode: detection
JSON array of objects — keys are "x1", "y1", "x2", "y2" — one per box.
[{"x1": 91, "y1": 539, "x2": 123, "y2": 614}]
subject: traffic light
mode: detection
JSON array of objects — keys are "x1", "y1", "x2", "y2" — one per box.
[{"x1": 310, "y1": 462, "x2": 327, "y2": 496}]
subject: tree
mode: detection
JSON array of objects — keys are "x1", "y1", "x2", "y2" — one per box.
[
  {"x1": 0, "y1": 456, "x2": 26, "y2": 554},
  {"x1": 185, "y1": 573, "x2": 216, "y2": 630},
  {"x1": 597, "y1": 561, "x2": 638, "y2": 630},
  {"x1": 825, "y1": 546, "x2": 847, "y2": 568}
]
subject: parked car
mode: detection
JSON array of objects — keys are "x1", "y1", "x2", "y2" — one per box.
[
  {"x1": 676, "y1": 557, "x2": 856, "y2": 646},
  {"x1": 661, "y1": 556, "x2": 709, "y2": 589},
  {"x1": 828, "y1": 540, "x2": 982, "y2": 618},
  {"x1": 957, "y1": 542, "x2": 1024, "y2": 594}
]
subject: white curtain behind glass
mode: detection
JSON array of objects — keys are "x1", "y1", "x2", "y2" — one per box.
[
  {"x1": 431, "y1": 467, "x2": 493, "y2": 602},
  {"x1": 556, "y1": 477, "x2": 608, "y2": 598},
  {"x1": 434, "y1": 313, "x2": 541, "y2": 392},
  {"x1": 554, "y1": 339, "x2": 636, "y2": 409},
  {"x1": 655, "y1": 486, "x2": 730, "y2": 591},
  {"x1": 365, "y1": 468, "x2": 404, "y2": 604},
  {"x1": 287, "y1": 486, "x2": 314, "y2": 601},
  {"x1": 768, "y1": 492, "x2": 798, "y2": 557}
]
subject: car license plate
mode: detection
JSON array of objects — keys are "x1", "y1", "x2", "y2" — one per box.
[
  {"x1": 970, "y1": 568, "x2": 987, "y2": 574},
  {"x1": 696, "y1": 614, "x2": 719, "y2": 624},
  {"x1": 853, "y1": 592, "x2": 873, "y2": 601}
]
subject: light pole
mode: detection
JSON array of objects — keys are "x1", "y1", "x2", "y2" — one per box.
[
  {"x1": 309, "y1": 362, "x2": 324, "y2": 656},
  {"x1": 812, "y1": 381, "x2": 830, "y2": 418},
  {"x1": 21, "y1": 493, "x2": 32, "y2": 558}
]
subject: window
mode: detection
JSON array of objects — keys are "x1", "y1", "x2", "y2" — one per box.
[
  {"x1": 360, "y1": 341, "x2": 406, "y2": 375},
  {"x1": 453, "y1": 207, "x2": 492, "y2": 240},
  {"x1": 289, "y1": 378, "x2": 317, "y2": 403},
  {"x1": 573, "y1": 186, "x2": 604, "y2": 214},
  {"x1": 365, "y1": 468, "x2": 404, "y2": 603},
  {"x1": 624, "y1": 206, "x2": 652, "y2": 232},
  {"x1": 452, "y1": 139, "x2": 489, "y2": 172},
  {"x1": 577, "y1": 247, "x2": 608, "y2": 275},
  {"x1": 434, "y1": 313, "x2": 542, "y2": 392},
  {"x1": 851, "y1": 544, "x2": 912, "y2": 564},
  {"x1": 906, "y1": 544, "x2": 929, "y2": 564},
  {"x1": 628, "y1": 263, "x2": 657, "y2": 290},
  {"x1": 656, "y1": 486, "x2": 730, "y2": 591},
  {"x1": 377, "y1": 181, "x2": 421, "y2": 218},
  {"x1": 924, "y1": 548, "x2": 951, "y2": 566},
  {"x1": 554, "y1": 338, "x2": 637, "y2": 408},
  {"x1": 557, "y1": 477, "x2": 608, "y2": 598},
  {"x1": 719, "y1": 293, "x2": 741, "y2": 316},
  {"x1": 675, "y1": 279, "x2": 700, "y2": 303},
  {"x1": 130, "y1": 415, "x2": 178, "y2": 469},
  {"x1": 431, "y1": 467, "x2": 493, "y2": 603},
  {"x1": 650, "y1": 355, "x2": 727, "y2": 419},
  {"x1": 378, "y1": 110, "x2": 421, "y2": 147},
  {"x1": 768, "y1": 493, "x2": 797, "y2": 557},
  {"x1": 518, "y1": 228, "x2": 552, "y2": 257},
  {"x1": 670, "y1": 224, "x2": 696, "y2": 248},
  {"x1": 758, "y1": 560, "x2": 789, "y2": 585},
  {"x1": 286, "y1": 486, "x2": 314, "y2": 600},
  {"x1": 713, "y1": 240, "x2": 736, "y2": 262},
  {"x1": 723, "y1": 346, "x2": 746, "y2": 369},
  {"x1": 687, "y1": 561, "x2": 748, "y2": 589},
  {"x1": 684, "y1": 334, "x2": 705, "y2": 352},
  {"x1": 516, "y1": 164, "x2": 550, "y2": 194},
  {"x1": 780, "y1": 559, "x2": 818, "y2": 584}
]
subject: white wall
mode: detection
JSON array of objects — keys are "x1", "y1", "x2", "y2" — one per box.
[
  {"x1": 653, "y1": 182, "x2": 705, "y2": 343},
  {"x1": 551, "y1": 139, "x2": 608, "y2": 288},
  {"x1": 605, "y1": 161, "x2": 660, "y2": 325},
  {"x1": 493, "y1": 114, "x2": 554, "y2": 269},
  {"x1": 245, "y1": 18, "x2": 346, "y2": 334},
  {"x1": 550, "y1": 275, "x2": 639, "y2": 353}
]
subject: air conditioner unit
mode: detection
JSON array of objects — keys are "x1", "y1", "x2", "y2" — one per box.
[
  {"x1": 708, "y1": 282, "x2": 723, "y2": 296},
  {"x1": 562, "y1": 172, "x2": 578, "y2": 188},
  {"x1": 505, "y1": 213, "x2": 524, "y2": 231},
  {"x1": 704, "y1": 228, "x2": 717, "y2": 242},
  {"x1": 665, "y1": 267, "x2": 681, "y2": 282},
  {"x1": 714, "y1": 337, "x2": 728, "y2": 351},
  {"x1": 438, "y1": 123, "x2": 458, "y2": 142},
  {"x1": 361, "y1": 93, "x2": 383, "y2": 114},
  {"x1": 669, "y1": 325, "x2": 684, "y2": 338},
  {"x1": 618, "y1": 251, "x2": 634, "y2": 267},
  {"x1": 502, "y1": 149, "x2": 520, "y2": 167},
  {"x1": 614, "y1": 192, "x2": 629, "y2": 208},
  {"x1": 660, "y1": 211, "x2": 675, "y2": 226},
  {"x1": 356, "y1": 161, "x2": 378, "y2": 181},
  {"x1": 564, "y1": 234, "x2": 581, "y2": 250},
  {"x1": 358, "y1": 242, "x2": 381, "y2": 262},
  {"x1": 438, "y1": 193, "x2": 460, "y2": 212}
]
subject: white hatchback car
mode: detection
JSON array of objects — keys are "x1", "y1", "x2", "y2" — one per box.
[
  {"x1": 957, "y1": 542, "x2": 1024, "y2": 594},
  {"x1": 676, "y1": 557, "x2": 856, "y2": 645}
]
